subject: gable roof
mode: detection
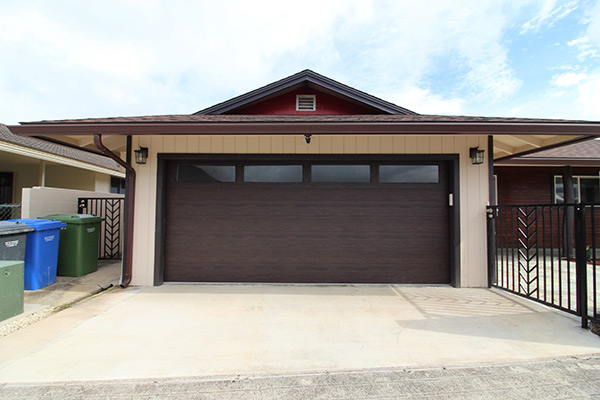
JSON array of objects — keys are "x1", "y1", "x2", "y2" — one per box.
[
  {"x1": 8, "y1": 68, "x2": 600, "y2": 160},
  {"x1": 195, "y1": 69, "x2": 418, "y2": 115},
  {"x1": 0, "y1": 124, "x2": 123, "y2": 175},
  {"x1": 495, "y1": 137, "x2": 600, "y2": 166}
]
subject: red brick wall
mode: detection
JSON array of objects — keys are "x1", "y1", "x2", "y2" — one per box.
[
  {"x1": 495, "y1": 166, "x2": 600, "y2": 248},
  {"x1": 496, "y1": 166, "x2": 600, "y2": 205}
]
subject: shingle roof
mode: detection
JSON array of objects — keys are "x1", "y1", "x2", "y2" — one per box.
[
  {"x1": 20, "y1": 113, "x2": 600, "y2": 125},
  {"x1": 519, "y1": 138, "x2": 600, "y2": 159},
  {"x1": 0, "y1": 124, "x2": 121, "y2": 171}
]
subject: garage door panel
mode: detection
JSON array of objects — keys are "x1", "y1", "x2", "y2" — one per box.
[{"x1": 164, "y1": 160, "x2": 450, "y2": 284}]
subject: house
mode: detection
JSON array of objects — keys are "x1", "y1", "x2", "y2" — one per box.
[
  {"x1": 495, "y1": 138, "x2": 600, "y2": 205},
  {"x1": 9, "y1": 70, "x2": 600, "y2": 288},
  {"x1": 0, "y1": 124, "x2": 126, "y2": 215}
]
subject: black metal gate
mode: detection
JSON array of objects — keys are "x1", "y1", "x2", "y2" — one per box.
[
  {"x1": 78, "y1": 197, "x2": 124, "y2": 260},
  {"x1": 487, "y1": 204, "x2": 600, "y2": 328}
]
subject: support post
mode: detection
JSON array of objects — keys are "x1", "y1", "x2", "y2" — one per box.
[
  {"x1": 488, "y1": 135, "x2": 495, "y2": 206},
  {"x1": 487, "y1": 136, "x2": 497, "y2": 288},
  {"x1": 38, "y1": 161, "x2": 46, "y2": 187},
  {"x1": 575, "y1": 204, "x2": 588, "y2": 328},
  {"x1": 487, "y1": 207, "x2": 497, "y2": 287}
]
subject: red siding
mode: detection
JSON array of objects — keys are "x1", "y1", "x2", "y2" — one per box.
[{"x1": 231, "y1": 89, "x2": 382, "y2": 115}]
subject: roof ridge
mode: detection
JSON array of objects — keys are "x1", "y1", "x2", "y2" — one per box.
[{"x1": 194, "y1": 69, "x2": 418, "y2": 115}]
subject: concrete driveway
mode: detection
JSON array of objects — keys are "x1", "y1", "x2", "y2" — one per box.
[{"x1": 0, "y1": 284, "x2": 599, "y2": 383}]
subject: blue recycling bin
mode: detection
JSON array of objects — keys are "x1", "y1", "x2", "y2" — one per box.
[{"x1": 7, "y1": 219, "x2": 66, "y2": 290}]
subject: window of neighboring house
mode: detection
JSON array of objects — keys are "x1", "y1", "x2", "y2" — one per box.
[
  {"x1": 493, "y1": 174, "x2": 498, "y2": 205},
  {"x1": 0, "y1": 172, "x2": 13, "y2": 203},
  {"x1": 554, "y1": 175, "x2": 600, "y2": 203},
  {"x1": 110, "y1": 177, "x2": 126, "y2": 194}
]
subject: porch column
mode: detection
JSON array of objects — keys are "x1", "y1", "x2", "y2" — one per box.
[{"x1": 38, "y1": 161, "x2": 46, "y2": 187}]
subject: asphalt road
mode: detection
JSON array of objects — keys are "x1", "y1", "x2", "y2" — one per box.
[{"x1": 1, "y1": 355, "x2": 599, "y2": 399}]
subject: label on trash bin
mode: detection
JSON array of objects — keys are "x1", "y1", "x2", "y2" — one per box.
[
  {"x1": 4, "y1": 240, "x2": 19, "y2": 248},
  {"x1": 44, "y1": 235, "x2": 55, "y2": 242},
  {"x1": 87, "y1": 227, "x2": 95, "y2": 233}
]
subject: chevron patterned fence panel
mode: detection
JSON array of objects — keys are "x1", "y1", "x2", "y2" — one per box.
[
  {"x1": 488, "y1": 204, "x2": 600, "y2": 328},
  {"x1": 78, "y1": 197, "x2": 125, "y2": 260}
]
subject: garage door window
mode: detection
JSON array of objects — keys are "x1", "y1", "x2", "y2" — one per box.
[
  {"x1": 244, "y1": 165, "x2": 303, "y2": 183},
  {"x1": 311, "y1": 165, "x2": 370, "y2": 183},
  {"x1": 177, "y1": 165, "x2": 235, "y2": 183},
  {"x1": 379, "y1": 165, "x2": 439, "y2": 183}
]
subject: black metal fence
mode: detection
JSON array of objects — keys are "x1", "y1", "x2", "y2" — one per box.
[
  {"x1": 78, "y1": 197, "x2": 125, "y2": 260},
  {"x1": 0, "y1": 204, "x2": 21, "y2": 220},
  {"x1": 487, "y1": 204, "x2": 599, "y2": 328}
]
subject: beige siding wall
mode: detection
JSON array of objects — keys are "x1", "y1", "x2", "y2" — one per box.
[
  {"x1": 131, "y1": 135, "x2": 490, "y2": 287},
  {"x1": 94, "y1": 173, "x2": 111, "y2": 193},
  {"x1": 45, "y1": 164, "x2": 96, "y2": 191}
]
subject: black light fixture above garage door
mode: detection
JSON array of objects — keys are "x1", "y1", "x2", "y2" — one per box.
[
  {"x1": 134, "y1": 147, "x2": 148, "y2": 164},
  {"x1": 469, "y1": 147, "x2": 485, "y2": 165}
]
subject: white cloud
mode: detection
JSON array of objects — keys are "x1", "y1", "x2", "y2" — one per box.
[
  {"x1": 551, "y1": 72, "x2": 587, "y2": 87},
  {"x1": 386, "y1": 87, "x2": 464, "y2": 115},
  {"x1": 495, "y1": 68, "x2": 600, "y2": 121},
  {"x1": 0, "y1": 0, "x2": 595, "y2": 124},
  {"x1": 573, "y1": 69, "x2": 600, "y2": 119},
  {"x1": 568, "y1": 37, "x2": 600, "y2": 60},
  {"x1": 520, "y1": 0, "x2": 578, "y2": 33}
]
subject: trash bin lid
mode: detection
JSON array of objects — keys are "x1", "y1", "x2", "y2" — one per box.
[
  {"x1": 42, "y1": 214, "x2": 103, "y2": 225},
  {"x1": 0, "y1": 221, "x2": 34, "y2": 235},
  {"x1": 7, "y1": 218, "x2": 66, "y2": 231}
]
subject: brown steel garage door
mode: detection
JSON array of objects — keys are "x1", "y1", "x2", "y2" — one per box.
[{"x1": 163, "y1": 159, "x2": 450, "y2": 284}]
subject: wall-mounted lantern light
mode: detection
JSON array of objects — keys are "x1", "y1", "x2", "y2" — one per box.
[
  {"x1": 134, "y1": 147, "x2": 148, "y2": 165},
  {"x1": 469, "y1": 147, "x2": 485, "y2": 165},
  {"x1": 304, "y1": 134, "x2": 312, "y2": 144}
]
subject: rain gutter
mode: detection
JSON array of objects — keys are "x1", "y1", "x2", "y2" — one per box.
[
  {"x1": 11, "y1": 121, "x2": 600, "y2": 136},
  {"x1": 93, "y1": 134, "x2": 134, "y2": 287}
]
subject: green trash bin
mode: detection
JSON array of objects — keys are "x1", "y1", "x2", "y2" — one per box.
[
  {"x1": 0, "y1": 260, "x2": 25, "y2": 322},
  {"x1": 42, "y1": 214, "x2": 103, "y2": 277}
]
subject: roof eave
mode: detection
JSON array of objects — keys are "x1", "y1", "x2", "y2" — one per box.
[
  {"x1": 0, "y1": 140, "x2": 125, "y2": 176},
  {"x1": 10, "y1": 122, "x2": 600, "y2": 136},
  {"x1": 495, "y1": 157, "x2": 600, "y2": 166}
]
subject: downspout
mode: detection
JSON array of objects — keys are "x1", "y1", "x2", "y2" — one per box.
[{"x1": 93, "y1": 134, "x2": 134, "y2": 287}]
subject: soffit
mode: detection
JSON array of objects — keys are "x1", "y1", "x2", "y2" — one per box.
[{"x1": 9, "y1": 115, "x2": 600, "y2": 159}]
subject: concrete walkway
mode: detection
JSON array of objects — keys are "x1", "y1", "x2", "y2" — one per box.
[
  {"x1": 2, "y1": 356, "x2": 600, "y2": 399},
  {"x1": 0, "y1": 260, "x2": 120, "y2": 337},
  {"x1": 0, "y1": 282, "x2": 599, "y2": 384}
]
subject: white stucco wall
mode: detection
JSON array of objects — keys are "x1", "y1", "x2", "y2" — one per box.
[
  {"x1": 21, "y1": 187, "x2": 124, "y2": 219},
  {"x1": 130, "y1": 134, "x2": 490, "y2": 288}
]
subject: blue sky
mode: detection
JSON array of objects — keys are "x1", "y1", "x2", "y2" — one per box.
[{"x1": 1, "y1": 0, "x2": 599, "y2": 124}]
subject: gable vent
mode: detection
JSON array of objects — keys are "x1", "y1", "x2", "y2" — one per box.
[{"x1": 296, "y1": 95, "x2": 316, "y2": 111}]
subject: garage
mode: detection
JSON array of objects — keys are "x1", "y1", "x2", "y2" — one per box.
[{"x1": 161, "y1": 155, "x2": 452, "y2": 284}]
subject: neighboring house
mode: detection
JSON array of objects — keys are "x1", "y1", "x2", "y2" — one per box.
[
  {"x1": 495, "y1": 138, "x2": 600, "y2": 205},
  {"x1": 0, "y1": 124, "x2": 126, "y2": 212},
  {"x1": 10, "y1": 70, "x2": 600, "y2": 288}
]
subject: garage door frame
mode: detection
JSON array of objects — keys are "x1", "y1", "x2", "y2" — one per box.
[{"x1": 154, "y1": 153, "x2": 461, "y2": 287}]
